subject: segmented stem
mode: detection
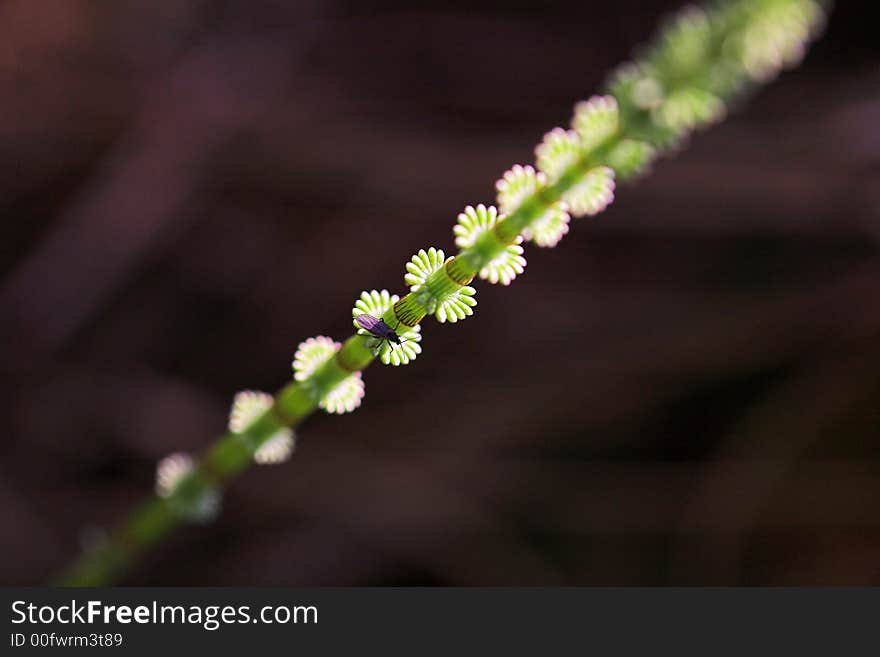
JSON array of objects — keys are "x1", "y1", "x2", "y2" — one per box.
[{"x1": 57, "y1": 0, "x2": 829, "y2": 585}]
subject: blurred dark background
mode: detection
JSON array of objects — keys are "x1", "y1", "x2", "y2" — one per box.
[{"x1": 1, "y1": 0, "x2": 878, "y2": 585}]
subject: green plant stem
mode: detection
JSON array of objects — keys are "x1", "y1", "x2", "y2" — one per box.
[
  {"x1": 57, "y1": 0, "x2": 828, "y2": 585},
  {"x1": 56, "y1": 148, "x2": 609, "y2": 586}
]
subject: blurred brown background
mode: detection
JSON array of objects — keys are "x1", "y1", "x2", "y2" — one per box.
[{"x1": 1, "y1": 0, "x2": 878, "y2": 585}]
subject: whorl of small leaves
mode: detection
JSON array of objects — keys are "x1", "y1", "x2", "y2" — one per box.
[
  {"x1": 229, "y1": 391, "x2": 295, "y2": 463},
  {"x1": 496, "y1": 166, "x2": 571, "y2": 247},
  {"x1": 454, "y1": 205, "x2": 527, "y2": 285},
  {"x1": 292, "y1": 337, "x2": 365, "y2": 413},
  {"x1": 405, "y1": 247, "x2": 478, "y2": 323},
  {"x1": 155, "y1": 453, "x2": 220, "y2": 523},
  {"x1": 352, "y1": 289, "x2": 422, "y2": 366}
]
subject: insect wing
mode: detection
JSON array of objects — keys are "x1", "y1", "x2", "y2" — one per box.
[{"x1": 355, "y1": 313, "x2": 384, "y2": 335}]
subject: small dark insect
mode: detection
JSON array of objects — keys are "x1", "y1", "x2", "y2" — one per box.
[{"x1": 355, "y1": 314, "x2": 409, "y2": 355}]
